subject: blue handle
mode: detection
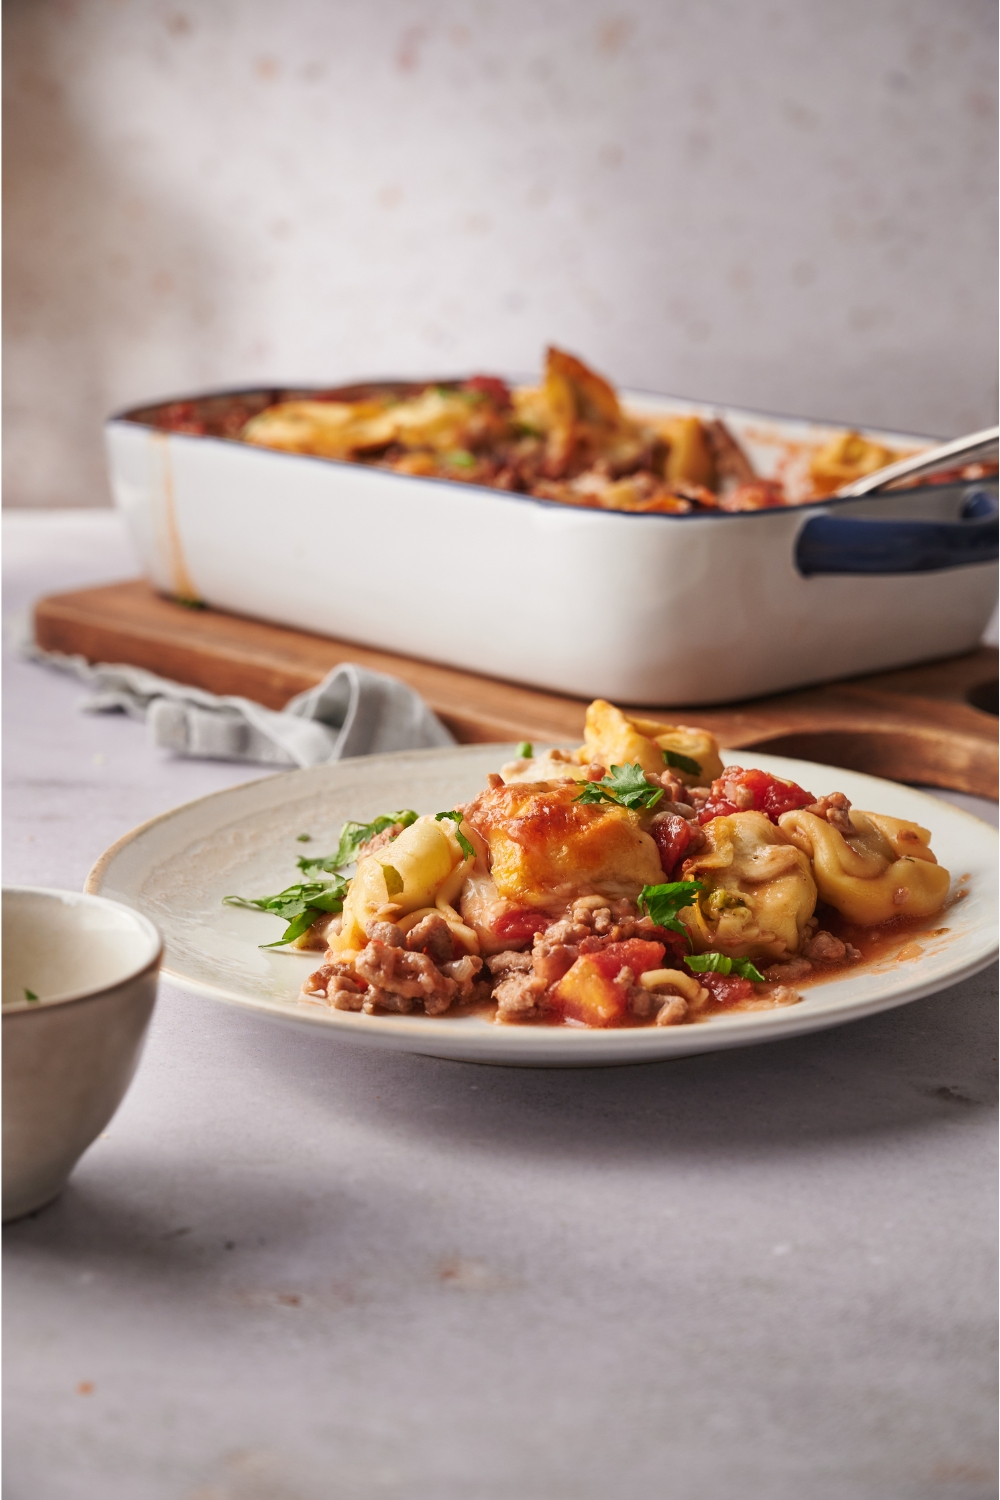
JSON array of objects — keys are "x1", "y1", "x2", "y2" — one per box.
[{"x1": 796, "y1": 489, "x2": 998, "y2": 576}]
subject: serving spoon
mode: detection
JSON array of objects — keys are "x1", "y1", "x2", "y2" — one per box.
[{"x1": 835, "y1": 424, "x2": 999, "y2": 497}]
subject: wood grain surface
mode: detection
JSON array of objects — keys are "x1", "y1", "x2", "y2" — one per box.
[{"x1": 34, "y1": 578, "x2": 998, "y2": 797}]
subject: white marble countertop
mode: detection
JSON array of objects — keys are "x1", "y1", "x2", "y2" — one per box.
[{"x1": 4, "y1": 511, "x2": 997, "y2": 1500}]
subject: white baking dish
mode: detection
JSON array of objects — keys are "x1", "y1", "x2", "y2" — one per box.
[{"x1": 105, "y1": 387, "x2": 998, "y2": 706}]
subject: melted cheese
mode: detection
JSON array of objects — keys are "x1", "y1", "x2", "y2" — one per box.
[{"x1": 463, "y1": 780, "x2": 664, "y2": 907}]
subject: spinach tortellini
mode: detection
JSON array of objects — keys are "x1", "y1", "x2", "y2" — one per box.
[
  {"x1": 680, "y1": 811, "x2": 818, "y2": 961},
  {"x1": 778, "y1": 809, "x2": 950, "y2": 925}
]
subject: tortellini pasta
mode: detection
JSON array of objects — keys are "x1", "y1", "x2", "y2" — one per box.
[
  {"x1": 243, "y1": 399, "x2": 396, "y2": 458},
  {"x1": 332, "y1": 815, "x2": 470, "y2": 952},
  {"x1": 500, "y1": 751, "x2": 588, "y2": 786},
  {"x1": 655, "y1": 414, "x2": 716, "y2": 488},
  {"x1": 778, "y1": 809, "x2": 950, "y2": 925},
  {"x1": 581, "y1": 700, "x2": 724, "y2": 785},
  {"x1": 243, "y1": 387, "x2": 501, "y2": 461},
  {"x1": 807, "y1": 430, "x2": 900, "y2": 497},
  {"x1": 680, "y1": 812, "x2": 818, "y2": 961}
]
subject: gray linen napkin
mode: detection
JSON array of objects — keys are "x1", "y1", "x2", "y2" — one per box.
[{"x1": 21, "y1": 637, "x2": 455, "y2": 766}]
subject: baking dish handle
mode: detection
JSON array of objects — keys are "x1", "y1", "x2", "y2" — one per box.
[{"x1": 795, "y1": 489, "x2": 999, "y2": 576}]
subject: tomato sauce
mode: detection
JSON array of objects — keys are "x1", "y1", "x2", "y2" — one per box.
[{"x1": 805, "y1": 904, "x2": 956, "y2": 980}]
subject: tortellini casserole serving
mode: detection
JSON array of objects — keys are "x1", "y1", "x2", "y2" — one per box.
[
  {"x1": 226, "y1": 700, "x2": 953, "y2": 1030},
  {"x1": 151, "y1": 346, "x2": 981, "y2": 516}
]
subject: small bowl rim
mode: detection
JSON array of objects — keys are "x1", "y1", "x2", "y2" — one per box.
[{"x1": 2, "y1": 886, "x2": 163, "y2": 1015}]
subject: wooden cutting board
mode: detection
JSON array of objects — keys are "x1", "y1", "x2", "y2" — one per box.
[{"x1": 34, "y1": 578, "x2": 998, "y2": 798}]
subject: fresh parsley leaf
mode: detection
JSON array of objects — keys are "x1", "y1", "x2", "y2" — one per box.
[
  {"x1": 683, "y1": 950, "x2": 732, "y2": 974},
  {"x1": 638, "y1": 881, "x2": 704, "y2": 943},
  {"x1": 24, "y1": 989, "x2": 38, "y2": 1002},
  {"x1": 434, "y1": 809, "x2": 475, "y2": 860},
  {"x1": 663, "y1": 749, "x2": 702, "y2": 777},
  {"x1": 685, "y1": 952, "x2": 766, "y2": 983},
  {"x1": 573, "y1": 782, "x2": 614, "y2": 805},
  {"x1": 575, "y1": 763, "x2": 664, "y2": 812},
  {"x1": 445, "y1": 448, "x2": 476, "y2": 469},
  {"x1": 296, "y1": 833, "x2": 311, "y2": 843},
  {"x1": 516, "y1": 741, "x2": 533, "y2": 759},
  {"x1": 380, "y1": 864, "x2": 404, "y2": 897},
  {"x1": 298, "y1": 810, "x2": 417, "y2": 874},
  {"x1": 224, "y1": 876, "x2": 350, "y2": 948},
  {"x1": 260, "y1": 909, "x2": 323, "y2": 949},
  {"x1": 729, "y1": 956, "x2": 766, "y2": 983}
]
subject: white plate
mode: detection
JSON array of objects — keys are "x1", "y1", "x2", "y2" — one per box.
[{"x1": 86, "y1": 746, "x2": 998, "y2": 1067}]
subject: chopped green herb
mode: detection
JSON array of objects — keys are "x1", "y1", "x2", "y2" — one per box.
[
  {"x1": 176, "y1": 596, "x2": 206, "y2": 610},
  {"x1": 663, "y1": 749, "x2": 702, "y2": 777},
  {"x1": 575, "y1": 762, "x2": 664, "y2": 812},
  {"x1": 298, "y1": 810, "x2": 417, "y2": 875},
  {"x1": 686, "y1": 952, "x2": 766, "y2": 983},
  {"x1": 445, "y1": 448, "x2": 476, "y2": 469},
  {"x1": 516, "y1": 741, "x2": 533, "y2": 759},
  {"x1": 267, "y1": 909, "x2": 323, "y2": 948},
  {"x1": 434, "y1": 809, "x2": 475, "y2": 860},
  {"x1": 296, "y1": 833, "x2": 312, "y2": 843},
  {"x1": 638, "y1": 881, "x2": 704, "y2": 944},
  {"x1": 24, "y1": 989, "x2": 38, "y2": 1003},
  {"x1": 224, "y1": 875, "x2": 349, "y2": 948}
]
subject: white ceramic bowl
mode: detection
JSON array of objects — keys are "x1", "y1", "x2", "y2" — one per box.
[{"x1": 2, "y1": 888, "x2": 163, "y2": 1221}]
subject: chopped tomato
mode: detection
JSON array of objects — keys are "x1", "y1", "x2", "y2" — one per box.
[
  {"x1": 698, "y1": 767, "x2": 814, "y2": 826},
  {"x1": 695, "y1": 972, "x2": 754, "y2": 1006},
  {"x1": 656, "y1": 927, "x2": 692, "y2": 965},
  {"x1": 493, "y1": 909, "x2": 551, "y2": 945},
  {"x1": 584, "y1": 938, "x2": 666, "y2": 979},
  {"x1": 650, "y1": 813, "x2": 695, "y2": 878},
  {"x1": 552, "y1": 938, "x2": 666, "y2": 1027}
]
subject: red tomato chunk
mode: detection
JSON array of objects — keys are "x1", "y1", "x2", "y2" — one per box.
[
  {"x1": 650, "y1": 813, "x2": 696, "y2": 878},
  {"x1": 698, "y1": 767, "x2": 814, "y2": 826},
  {"x1": 552, "y1": 938, "x2": 666, "y2": 1028},
  {"x1": 584, "y1": 938, "x2": 667, "y2": 980},
  {"x1": 697, "y1": 972, "x2": 754, "y2": 1006},
  {"x1": 494, "y1": 909, "x2": 552, "y2": 945}
]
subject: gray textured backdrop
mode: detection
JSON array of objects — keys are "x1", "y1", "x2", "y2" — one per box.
[{"x1": 3, "y1": 0, "x2": 997, "y2": 508}]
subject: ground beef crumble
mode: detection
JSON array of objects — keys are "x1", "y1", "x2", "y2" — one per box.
[
  {"x1": 302, "y1": 886, "x2": 824, "y2": 1024},
  {"x1": 803, "y1": 792, "x2": 854, "y2": 834}
]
